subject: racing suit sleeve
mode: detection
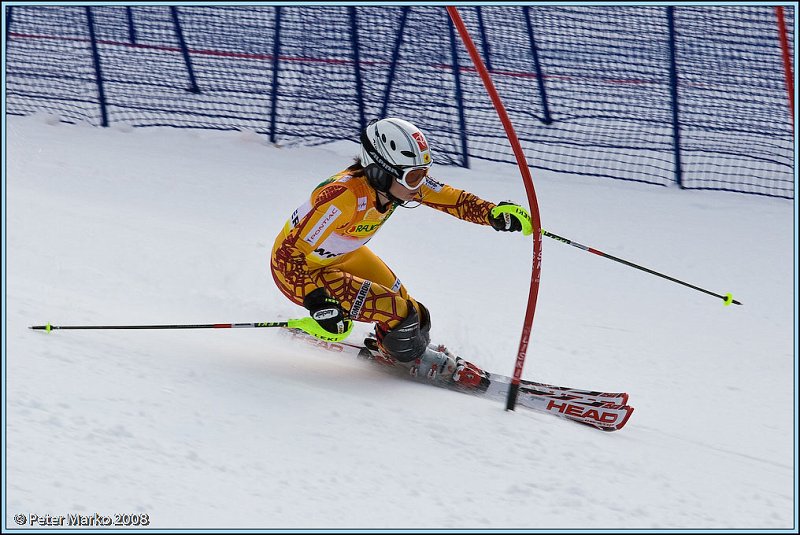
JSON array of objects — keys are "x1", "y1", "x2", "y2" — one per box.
[{"x1": 418, "y1": 177, "x2": 496, "y2": 225}]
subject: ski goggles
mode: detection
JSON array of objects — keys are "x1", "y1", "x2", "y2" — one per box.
[{"x1": 395, "y1": 163, "x2": 432, "y2": 190}]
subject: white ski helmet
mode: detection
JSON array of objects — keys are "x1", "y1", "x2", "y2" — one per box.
[{"x1": 360, "y1": 118, "x2": 433, "y2": 191}]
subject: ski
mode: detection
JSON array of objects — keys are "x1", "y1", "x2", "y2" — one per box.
[
  {"x1": 361, "y1": 336, "x2": 630, "y2": 407},
  {"x1": 281, "y1": 328, "x2": 633, "y2": 431},
  {"x1": 506, "y1": 378, "x2": 627, "y2": 405},
  {"x1": 511, "y1": 391, "x2": 634, "y2": 432},
  {"x1": 429, "y1": 343, "x2": 629, "y2": 405}
]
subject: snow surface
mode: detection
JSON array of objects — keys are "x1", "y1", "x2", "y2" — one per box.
[{"x1": 4, "y1": 114, "x2": 797, "y2": 530}]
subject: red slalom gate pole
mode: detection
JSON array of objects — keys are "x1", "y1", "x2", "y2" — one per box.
[
  {"x1": 774, "y1": 6, "x2": 795, "y2": 131},
  {"x1": 446, "y1": 6, "x2": 544, "y2": 411}
]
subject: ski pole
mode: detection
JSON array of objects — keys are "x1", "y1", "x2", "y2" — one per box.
[
  {"x1": 29, "y1": 317, "x2": 353, "y2": 342},
  {"x1": 541, "y1": 229, "x2": 741, "y2": 306}
]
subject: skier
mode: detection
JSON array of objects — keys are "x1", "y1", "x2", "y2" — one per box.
[{"x1": 271, "y1": 118, "x2": 531, "y2": 388}]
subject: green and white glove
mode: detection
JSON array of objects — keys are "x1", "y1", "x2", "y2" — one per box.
[{"x1": 489, "y1": 201, "x2": 533, "y2": 235}]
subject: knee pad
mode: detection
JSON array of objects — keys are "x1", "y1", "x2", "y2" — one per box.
[{"x1": 378, "y1": 301, "x2": 431, "y2": 362}]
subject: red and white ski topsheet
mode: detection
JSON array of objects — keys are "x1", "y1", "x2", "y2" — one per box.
[{"x1": 282, "y1": 328, "x2": 634, "y2": 431}]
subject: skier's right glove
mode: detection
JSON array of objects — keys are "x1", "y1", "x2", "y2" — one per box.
[{"x1": 303, "y1": 287, "x2": 352, "y2": 336}]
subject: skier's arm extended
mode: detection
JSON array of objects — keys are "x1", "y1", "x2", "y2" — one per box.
[
  {"x1": 419, "y1": 178, "x2": 530, "y2": 232},
  {"x1": 418, "y1": 178, "x2": 496, "y2": 225}
]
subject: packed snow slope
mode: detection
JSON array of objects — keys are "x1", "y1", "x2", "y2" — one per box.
[{"x1": 5, "y1": 115, "x2": 796, "y2": 530}]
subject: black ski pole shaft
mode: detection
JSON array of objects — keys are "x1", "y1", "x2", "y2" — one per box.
[
  {"x1": 29, "y1": 322, "x2": 288, "y2": 331},
  {"x1": 541, "y1": 229, "x2": 742, "y2": 306},
  {"x1": 29, "y1": 317, "x2": 351, "y2": 343}
]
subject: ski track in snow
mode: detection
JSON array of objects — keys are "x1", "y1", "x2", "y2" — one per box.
[{"x1": 5, "y1": 115, "x2": 796, "y2": 529}]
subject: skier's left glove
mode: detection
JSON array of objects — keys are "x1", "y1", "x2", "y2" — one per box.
[
  {"x1": 303, "y1": 287, "x2": 352, "y2": 336},
  {"x1": 489, "y1": 201, "x2": 532, "y2": 235}
]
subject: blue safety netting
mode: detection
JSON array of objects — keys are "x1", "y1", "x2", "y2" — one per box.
[{"x1": 5, "y1": 5, "x2": 795, "y2": 198}]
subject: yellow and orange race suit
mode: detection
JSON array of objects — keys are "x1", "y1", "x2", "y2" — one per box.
[{"x1": 270, "y1": 169, "x2": 497, "y2": 330}]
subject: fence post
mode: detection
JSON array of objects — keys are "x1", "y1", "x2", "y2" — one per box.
[
  {"x1": 524, "y1": 7, "x2": 553, "y2": 125},
  {"x1": 379, "y1": 6, "x2": 410, "y2": 119},
  {"x1": 125, "y1": 7, "x2": 137, "y2": 44},
  {"x1": 170, "y1": 7, "x2": 200, "y2": 94},
  {"x1": 85, "y1": 7, "x2": 109, "y2": 127},
  {"x1": 447, "y1": 13, "x2": 470, "y2": 168},
  {"x1": 269, "y1": 6, "x2": 282, "y2": 144},
  {"x1": 476, "y1": 6, "x2": 493, "y2": 72},
  {"x1": 5, "y1": 6, "x2": 12, "y2": 44},
  {"x1": 666, "y1": 6, "x2": 684, "y2": 189},
  {"x1": 349, "y1": 7, "x2": 366, "y2": 132}
]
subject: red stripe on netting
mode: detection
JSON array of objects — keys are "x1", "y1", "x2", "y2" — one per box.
[
  {"x1": 447, "y1": 7, "x2": 544, "y2": 402},
  {"x1": 774, "y1": 7, "x2": 795, "y2": 131},
  {"x1": 9, "y1": 31, "x2": 658, "y2": 87},
  {"x1": 8, "y1": 31, "x2": 384, "y2": 66}
]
